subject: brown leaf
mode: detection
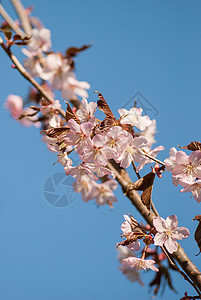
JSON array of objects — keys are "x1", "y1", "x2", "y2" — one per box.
[
  {"x1": 127, "y1": 172, "x2": 156, "y2": 211},
  {"x1": 66, "y1": 44, "x2": 91, "y2": 57},
  {"x1": 95, "y1": 91, "x2": 116, "y2": 119},
  {"x1": 65, "y1": 102, "x2": 80, "y2": 124},
  {"x1": 41, "y1": 127, "x2": 69, "y2": 139},
  {"x1": 4, "y1": 30, "x2": 12, "y2": 40},
  {"x1": 179, "y1": 141, "x2": 201, "y2": 151},
  {"x1": 117, "y1": 213, "x2": 148, "y2": 248},
  {"x1": 98, "y1": 117, "x2": 117, "y2": 132},
  {"x1": 193, "y1": 215, "x2": 201, "y2": 256}
]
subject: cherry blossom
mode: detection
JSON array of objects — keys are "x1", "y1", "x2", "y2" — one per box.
[
  {"x1": 118, "y1": 107, "x2": 152, "y2": 131},
  {"x1": 117, "y1": 246, "x2": 144, "y2": 285},
  {"x1": 80, "y1": 134, "x2": 113, "y2": 166},
  {"x1": 73, "y1": 175, "x2": 95, "y2": 202},
  {"x1": 61, "y1": 73, "x2": 90, "y2": 100},
  {"x1": 64, "y1": 119, "x2": 93, "y2": 153},
  {"x1": 76, "y1": 98, "x2": 97, "y2": 123},
  {"x1": 90, "y1": 179, "x2": 117, "y2": 206},
  {"x1": 39, "y1": 53, "x2": 70, "y2": 89},
  {"x1": 65, "y1": 163, "x2": 98, "y2": 181},
  {"x1": 180, "y1": 180, "x2": 201, "y2": 203},
  {"x1": 171, "y1": 150, "x2": 201, "y2": 184},
  {"x1": 117, "y1": 135, "x2": 148, "y2": 168},
  {"x1": 5, "y1": 94, "x2": 23, "y2": 119},
  {"x1": 27, "y1": 28, "x2": 52, "y2": 54},
  {"x1": 122, "y1": 257, "x2": 159, "y2": 272},
  {"x1": 22, "y1": 49, "x2": 43, "y2": 77},
  {"x1": 104, "y1": 126, "x2": 127, "y2": 159},
  {"x1": 153, "y1": 215, "x2": 190, "y2": 254}
]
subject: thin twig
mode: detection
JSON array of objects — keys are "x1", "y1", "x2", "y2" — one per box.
[
  {"x1": 131, "y1": 161, "x2": 140, "y2": 179},
  {"x1": 0, "y1": 4, "x2": 25, "y2": 37},
  {"x1": 142, "y1": 150, "x2": 166, "y2": 167},
  {"x1": 10, "y1": 0, "x2": 32, "y2": 35},
  {"x1": 0, "y1": 37, "x2": 66, "y2": 118}
]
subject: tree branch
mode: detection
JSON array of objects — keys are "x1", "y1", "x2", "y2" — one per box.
[
  {"x1": 0, "y1": 37, "x2": 66, "y2": 119},
  {"x1": 107, "y1": 160, "x2": 201, "y2": 295},
  {"x1": 9, "y1": 0, "x2": 32, "y2": 35},
  {"x1": 0, "y1": 4, "x2": 25, "y2": 37}
]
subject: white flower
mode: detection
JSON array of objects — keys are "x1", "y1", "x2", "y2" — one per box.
[
  {"x1": 62, "y1": 74, "x2": 90, "y2": 100},
  {"x1": 153, "y1": 215, "x2": 190, "y2": 254},
  {"x1": 27, "y1": 28, "x2": 52, "y2": 54},
  {"x1": 118, "y1": 107, "x2": 152, "y2": 131},
  {"x1": 122, "y1": 257, "x2": 159, "y2": 272}
]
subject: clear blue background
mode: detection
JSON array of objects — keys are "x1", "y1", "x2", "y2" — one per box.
[{"x1": 1, "y1": 0, "x2": 201, "y2": 299}]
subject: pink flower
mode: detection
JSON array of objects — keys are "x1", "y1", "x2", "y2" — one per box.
[
  {"x1": 65, "y1": 119, "x2": 93, "y2": 153},
  {"x1": 180, "y1": 180, "x2": 201, "y2": 203},
  {"x1": 73, "y1": 175, "x2": 95, "y2": 202},
  {"x1": 118, "y1": 107, "x2": 152, "y2": 131},
  {"x1": 39, "y1": 53, "x2": 70, "y2": 89},
  {"x1": 153, "y1": 215, "x2": 190, "y2": 254},
  {"x1": 171, "y1": 150, "x2": 201, "y2": 184},
  {"x1": 23, "y1": 50, "x2": 43, "y2": 77},
  {"x1": 90, "y1": 179, "x2": 117, "y2": 206},
  {"x1": 122, "y1": 257, "x2": 159, "y2": 272},
  {"x1": 76, "y1": 98, "x2": 97, "y2": 123},
  {"x1": 65, "y1": 163, "x2": 98, "y2": 181},
  {"x1": 117, "y1": 246, "x2": 144, "y2": 285},
  {"x1": 27, "y1": 28, "x2": 52, "y2": 54},
  {"x1": 80, "y1": 134, "x2": 112, "y2": 166},
  {"x1": 117, "y1": 135, "x2": 148, "y2": 168},
  {"x1": 62, "y1": 74, "x2": 90, "y2": 99},
  {"x1": 5, "y1": 94, "x2": 23, "y2": 119},
  {"x1": 104, "y1": 126, "x2": 127, "y2": 159}
]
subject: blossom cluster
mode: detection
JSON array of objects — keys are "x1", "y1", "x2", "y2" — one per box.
[
  {"x1": 6, "y1": 77, "x2": 165, "y2": 206},
  {"x1": 165, "y1": 147, "x2": 201, "y2": 203},
  {"x1": 117, "y1": 214, "x2": 189, "y2": 279},
  {"x1": 4, "y1": 23, "x2": 90, "y2": 128},
  {"x1": 41, "y1": 97, "x2": 166, "y2": 206}
]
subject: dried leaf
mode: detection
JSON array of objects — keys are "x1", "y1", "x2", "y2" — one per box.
[
  {"x1": 66, "y1": 44, "x2": 91, "y2": 57},
  {"x1": 65, "y1": 102, "x2": 80, "y2": 124},
  {"x1": 127, "y1": 172, "x2": 156, "y2": 211},
  {"x1": 4, "y1": 30, "x2": 12, "y2": 40},
  {"x1": 117, "y1": 213, "x2": 147, "y2": 248},
  {"x1": 98, "y1": 117, "x2": 117, "y2": 132},
  {"x1": 149, "y1": 266, "x2": 176, "y2": 295},
  {"x1": 193, "y1": 215, "x2": 201, "y2": 256},
  {"x1": 41, "y1": 127, "x2": 69, "y2": 139},
  {"x1": 95, "y1": 91, "x2": 116, "y2": 119},
  {"x1": 179, "y1": 141, "x2": 201, "y2": 151}
]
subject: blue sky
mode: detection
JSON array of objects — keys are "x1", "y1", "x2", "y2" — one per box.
[{"x1": 1, "y1": 0, "x2": 201, "y2": 299}]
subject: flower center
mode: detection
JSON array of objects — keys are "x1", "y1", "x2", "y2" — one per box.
[
  {"x1": 183, "y1": 163, "x2": 197, "y2": 176},
  {"x1": 126, "y1": 146, "x2": 137, "y2": 155}
]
